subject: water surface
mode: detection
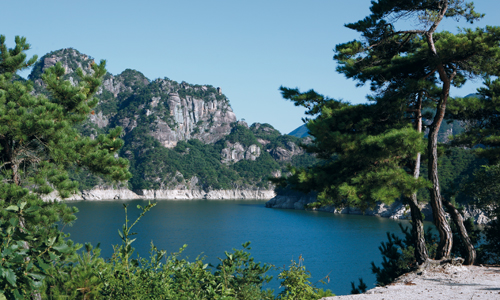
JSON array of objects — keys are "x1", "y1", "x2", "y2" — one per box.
[{"x1": 64, "y1": 199, "x2": 418, "y2": 295}]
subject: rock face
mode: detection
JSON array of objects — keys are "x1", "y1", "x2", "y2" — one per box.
[
  {"x1": 151, "y1": 91, "x2": 236, "y2": 148},
  {"x1": 221, "y1": 142, "x2": 261, "y2": 164},
  {"x1": 266, "y1": 192, "x2": 490, "y2": 224},
  {"x1": 30, "y1": 49, "x2": 237, "y2": 148},
  {"x1": 268, "y1": 141, "x2": 303, "y2": 161},
  {"x1": 29, "y1": 48, "x2": 312, "y2": 193},
  {"x1": 57, "y1": 189, "x2": 275, "y2": 201}
]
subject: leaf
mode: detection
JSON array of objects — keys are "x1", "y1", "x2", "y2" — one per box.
[
  {"x1": 19, "y1": 202, "x2": 27, "y2": 210},
  {"x1": 47, "y1": 236, "x2": 56, "y2": 247},
  {"x1": 52, "y1": 243, "x2": 71, "y2": 254},
  {"x1": 0, "y1": 292, "x2": 6, "y2": 300},
  {"x1": 4, "y1": 268, "x2": 17, "y2": 287},
  {"x1": 36, "y1": 257, "x2": 51, "y2": 271},
  {"x1": 28, "y1": 272, "x2": 46, "y2": 281},
  {"x1": 9, "y1": 218, "x2": 18, "y2": 227},
  {"x1": 48, "y1": 251, "x2": 60, "y2": 261},
  {"x1": 24, "y1": 206, "x2": 41, "y2": 213},
  {"x1": 5, "y1": 206, "x2": 18, "y2": 212}
]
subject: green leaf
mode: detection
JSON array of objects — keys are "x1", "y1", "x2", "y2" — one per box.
[
  {"x1": 28, "y1": 272, "x2": 46, "y2": 281},
  {"x1": 4, "y1": 268, "x2": 17, "y2": 287},
  {"x1": 47, "y1": 236, "x2": 56, "y2": 247},
  {"x1": 52, "y1": 243, "x2": 71, "y2": 254},
  {"x1": 0, "y1": 292, "x2": 7, "y2": 300},
  {"x1": 9, "y1": 218, "x2": 18, "y2": 227},
  {"x1": 36, "y1": 257, "x2": 51, "y2": 271},
  {"x1": 19, "y1": 202, "x2": 27, "y2": 210},
  {"x1": 5, "y1": 206, "x2": 18, "y2": 212},
  {"x1": 23, "y1": 206, "x2": 41, "y2": 213}
]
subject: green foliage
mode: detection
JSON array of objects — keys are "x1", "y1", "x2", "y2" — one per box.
[
  {"x1": 231, "y1": 152, "x2": 280, "y2": 188},
  {"x1": 276, "y1": 256, "x2": 334, "y2": 300},
  {"x1": 458, "y1": 165, "x2": 500, "y2": 264},
  {"x1": 371, "y1": 220, "x2": 482, "y2": 287},
  {"x1": 417, "y1": 147, "x2": 486, "y2": 203},
  {"x1": 477, "y1": 216, "x2": 500, "y2": 264},
  {"x1": 277, "y1": 88, "x2": 429, "y2": 211},
  {"x1": 370, "y1": 225, "x2": 438, "y2": 286},
  {"x1": 448, "y1": 79, "x2": 500, "y2": 164},
  {"x1": 0, "y1": 35, "x2": 131, "y2": 298},
  {"x1": 226, "y1": 125, "x2": 259, "y2": 148},
  {"x1": 39, "y1": 205, "x2": 332, "y2": 300},
  {"x1": 350, "y1": 278, "x2": 367, "y2": 295}
]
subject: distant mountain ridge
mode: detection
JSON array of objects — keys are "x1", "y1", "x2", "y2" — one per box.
[
  {"x1": 29, "y1": 48, "x2": 317, "y2": 192},
  {"x1": 288, "y1": 124, "x2": 309, "y2": 138}
]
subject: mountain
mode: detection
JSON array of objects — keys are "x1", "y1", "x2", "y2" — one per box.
[
  {"x1": 288, "y1": 124, "x2": 309, "y2": 138},
  {"x1": 29, "y1": 48, "x2": 316, "y2": 192}
]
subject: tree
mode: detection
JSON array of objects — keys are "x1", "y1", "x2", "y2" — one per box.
[
  {"x1": 447, "y1": 78, "x2": 500, "y2": 263},
  {"x1": 0, "y1": 35, "x2": 131, "y2": 298},
  {"x1": 278, "y1": 87, "x2": 431, "y2": 265},
  {"x1": 334, "y1": 0, "x2": 500, "y2": 264}
]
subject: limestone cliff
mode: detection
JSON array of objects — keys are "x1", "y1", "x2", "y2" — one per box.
[
  {"x1": 54, "y1": 188, "x2": 275, "y2": 201},
  {"x1": 29, "y1": 48, "x2": 314, "y2": 193}
]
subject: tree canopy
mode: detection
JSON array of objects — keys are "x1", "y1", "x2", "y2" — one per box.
[
  {"x1": 280, "y1": 0, "x2": 500, "y2": 265},
  {"x1": 0, "y1": 35, "x2": 131, "y2": 298}
]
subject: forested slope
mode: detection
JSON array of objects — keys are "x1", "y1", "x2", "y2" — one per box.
[{"x1": 29, "y1": 48, "x2": 316, "y2": 192}]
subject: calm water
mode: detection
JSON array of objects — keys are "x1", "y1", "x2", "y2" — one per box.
[{"x1": 63, "y1": 199, "x2": 419, "y2": 295}]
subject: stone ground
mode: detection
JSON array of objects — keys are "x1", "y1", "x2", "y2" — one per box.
[{"x1": 321, "y1": 265, "x2": 500, "y2": 300}]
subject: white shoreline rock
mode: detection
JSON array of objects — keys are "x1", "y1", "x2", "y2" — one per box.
[{"x1": 43, "y1": 189, "x2": 275, "y2": 201}]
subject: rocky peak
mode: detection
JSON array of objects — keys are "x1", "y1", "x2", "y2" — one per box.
[{"x1": 29, "y1": 48, "x2": 95, "y2": 86}]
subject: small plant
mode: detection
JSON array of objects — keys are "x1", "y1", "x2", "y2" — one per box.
[
  {"x1": 277, "y1": 255, "x2": 334, "y2": 300},
  {"x1": 370, "y1": 224, "x2": 438, "y2": 286},
  {"x1": 350, "y1": 278, "x2": 367, "y2": 294}
]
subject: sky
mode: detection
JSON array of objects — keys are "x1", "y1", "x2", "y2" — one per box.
[{"x1": 2, "y1": 0, "x2": 500, "y2": 134}]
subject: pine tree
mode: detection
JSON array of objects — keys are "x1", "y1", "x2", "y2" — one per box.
[
  {"x1": 0, "y1": 35, "x2": 131, "y2": 298},
  {"x1": 333, "y1": 0, "x2": 500, "y2": 264},
  {"x1": 278, "y1": 87, "x2": 430, "y2": 266},
  {"x1": 447, "y1": 78, "x2": 500, "y2": 264}
]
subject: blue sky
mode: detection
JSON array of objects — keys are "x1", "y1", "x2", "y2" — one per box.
[{"x1": 2, "y1": 0, "x2": 500, "y2": 134}]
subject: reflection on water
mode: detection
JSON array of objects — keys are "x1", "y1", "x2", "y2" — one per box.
[{"x1": 64, "y1": 199, "x2": 426, "y2": 295}]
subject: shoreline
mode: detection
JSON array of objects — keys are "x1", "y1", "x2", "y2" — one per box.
[
  {"x1": 265, "y1": 193, "x2": 491, "y2": 225},
  {"x1": 45, "y1": 188, "x2": 276, "y2": 201}
]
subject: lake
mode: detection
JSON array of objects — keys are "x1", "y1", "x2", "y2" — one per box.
[{"x1": 63, "y1": 199, "x2": 419, "y2": 296}]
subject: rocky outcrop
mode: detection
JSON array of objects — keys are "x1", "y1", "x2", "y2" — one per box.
[
  {"x1": 138, "y1": 189, "x2": 275, "y2": 200},
  {"x1": 43, "y1": 189, "x2": 141, "y2": 201},
  {"x1": 55, "y1": 189, "x2": 275, "y2": 201},
  {"x1": 268, "y1": 141, "x2": 303, "y2": 161},
  {"x1": 266, "y1": 193, "x2": 489, "y2": 224},
  {"x1": 89, "y1": 111, "x2": 109, "y2": 128},
  {"x1": 221, "y1": 142, "x2": 261, "y2": 164},
  {"x1": 152, "y1": 91, "x2": 236, "y2": 148}
]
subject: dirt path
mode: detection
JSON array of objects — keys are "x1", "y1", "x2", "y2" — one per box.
[{"x1": 321, "y1": 265, "x2": 500, "y2": 300}]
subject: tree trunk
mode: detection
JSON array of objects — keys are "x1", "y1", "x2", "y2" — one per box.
[
  {"x1": 427, "y1": 102, "x2": 453, "y2": 259},
  {"x1": 423, "y1": 5, "x2": 454, "y2": 260},
  {"x1": 407, "y1": 193, "x2": 428, "y2": 264},
  {"x1": 442, "y1": 199, "x2": 476, "y2": 265},
  {"x1": 408, "y1": 91, "x2": 428, "y2": 265}
]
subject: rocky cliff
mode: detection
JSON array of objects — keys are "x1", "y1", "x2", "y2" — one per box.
[{"x1": 29, "y1": 48, "x2": 315, "y2": 193}]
